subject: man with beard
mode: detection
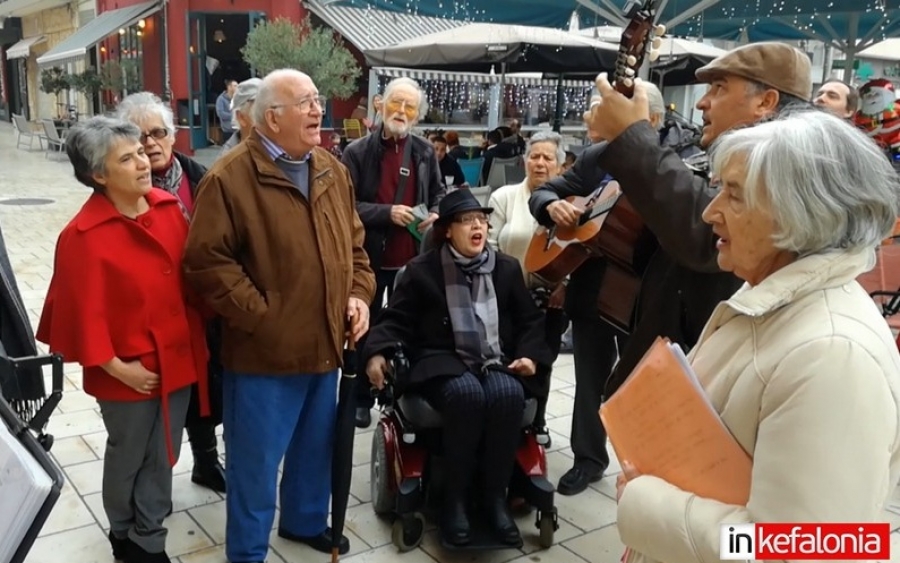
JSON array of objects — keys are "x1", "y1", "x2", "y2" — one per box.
[
  {"x1": 531, "y1": 42, "x2": 812, "y2": 406},
  {"x1": 341, "y1": 77, "x2": 445, "y2": 428}
]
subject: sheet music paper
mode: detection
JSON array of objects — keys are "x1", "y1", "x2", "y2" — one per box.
[
  {"x1": 0, "y1": 420, "x2": 52, "y2": 563},
  {"x1": 600, "y1": 337, "x2": 752, "y2": 505}
]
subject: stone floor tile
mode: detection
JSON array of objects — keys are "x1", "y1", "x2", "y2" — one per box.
[
  {"x1": 64, "y1": 459, "x2": 105, "y2": 496},
  {"x1": 25, "y1": 524, "x2": 110, "y2": 563},
  {"x1": 171, "y1": 472, "x2": 224, "y2": 512},
  {"x1": 269, "y1": 526, "x2": 368, "y2": 563},
  {"x1": 49, "y1": 436, "x2": 98, "y2": 467},
  {"x1": 338, "y1": 544, "x2": 439, "y2": 563},
  {"x1": 37, "y1": 487, "x2": 97, "y2": 536},
  {"x1": 45, "y1": 408, "x2": 105, "y2": 439},
  {"x1": 418, "y1": 529, "x2": 523, "y2": 563},
  {"x1": 165, "y1": 511, "x2": 216, "y2": 557},
  {"x1": 563, "y1": 525, "x2": 625, "y2": 563},
  {"x1": 180, "y1": 544, "x2": 287, "y2": 563}
]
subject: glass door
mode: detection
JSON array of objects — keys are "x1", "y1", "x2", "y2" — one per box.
[{"x1": 186, "y1": 13, "x2": 208, "y2": 149}]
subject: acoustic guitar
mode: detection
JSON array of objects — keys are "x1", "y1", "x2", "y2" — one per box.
[{"x1": 523, "y1": 0, "x2": 664, "y2": 333}]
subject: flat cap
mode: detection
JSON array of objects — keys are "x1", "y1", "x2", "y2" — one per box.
[
  {"x1": 231, "y1": 78, "x2": 262, "y2": 112},
  {"x1": 696, "y1": 42, "x2": 812, "y2": 101}
]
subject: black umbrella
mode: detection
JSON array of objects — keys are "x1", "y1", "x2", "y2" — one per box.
[{"x1": 331, "y1": 338, "x2": 359, "y2": 563}]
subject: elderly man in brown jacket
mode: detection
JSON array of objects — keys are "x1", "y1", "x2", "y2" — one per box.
[{"x1": 183, "y1": 68, "x2": 375, "y2": 563}]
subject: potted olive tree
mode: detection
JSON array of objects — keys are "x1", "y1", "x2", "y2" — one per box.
[{"x1": 240, "y1": 15, "x2": 360, "y2": 127}]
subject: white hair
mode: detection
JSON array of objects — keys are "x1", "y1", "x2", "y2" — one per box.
[
  {"x1": 643, "y1": 82, "x2": 666, "y2": 128},
  {"x1": 382, "y1": 77, "x2": 429, "y2": 120},
  {"x1": 710, "y1": 108, "x2": 900, "y2": 254},
  {"x1": 116, "y1": 92, "x2": 175, "y2": 140},
  {"x1": 526, "y1": 131, "x2": 566, "y2": 165},
  {"x1": 251, "y1": 69, "x2": 313, "y2": 127}
]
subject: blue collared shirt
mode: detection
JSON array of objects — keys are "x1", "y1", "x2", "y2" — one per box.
[{"x1": 257, "y1": 131, "x2": 312, "y2": 198}]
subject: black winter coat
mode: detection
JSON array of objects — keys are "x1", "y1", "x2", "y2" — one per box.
[
  {"x1": 530, "y1": 123, "x2": 742, "y2": 398},
  {"x1": 361, "y1": 247, "x2": 553, "y2": 399}
]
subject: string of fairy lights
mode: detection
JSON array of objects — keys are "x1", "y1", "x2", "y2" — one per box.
[{"x1": 349, "y1": 0, "x2": 897, "y2": 121}]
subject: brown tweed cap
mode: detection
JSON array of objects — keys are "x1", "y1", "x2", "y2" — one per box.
[{"x1": 695, "y1": 41, "x2": 812, "y2": 101}]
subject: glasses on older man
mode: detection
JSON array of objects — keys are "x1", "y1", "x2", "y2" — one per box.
[
  {"x1": 139, "y1": 128, "x2": 169, "y2": 143},
  {"x1": 385, "y1": 98, "x2": 419, "y2": 117},
  {"x1": 271, "y1": 95, "x2": 327, "y2": 114},
  {"x1": 454, "y1": 212, "x2": 490, "y2": 225}
]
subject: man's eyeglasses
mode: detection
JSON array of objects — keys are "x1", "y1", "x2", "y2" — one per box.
[
  {"x1": 271, "y1": 95, "x2": 327, "y2": 114},
  {"x1": 139, "y1": 128, "x2": 169, "y2": 143},
  {"x1": 454, "y1": 212, "x2": 490, "y2": 225},
  {"x1": 385, "y1": 98, "x2": 419, "y2": 117}
]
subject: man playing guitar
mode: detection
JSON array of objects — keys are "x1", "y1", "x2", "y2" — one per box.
[{"x1": 530, "y1": 42, "x2": 813, "y2": 420}]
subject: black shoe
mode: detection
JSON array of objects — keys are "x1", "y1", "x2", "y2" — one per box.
[
  {"x1": 124, "y1": 541, "x2": 171, "y2": 563},
  {"x1": 278, "y1": 527, "x2": 349, "y2": 555},
  {"x1": 483, "y1": 496, "x2": 521, "y2": 546},
  {"x1": 441, "y1": 497, "x2": 471, "y2": 546},
  {"x1": 557, "y1": 465, "x2": 603, "y2": 496},
  {"x1": 108, "y1": 531, "x2": 128, "y2": 562},
  {"x1": 191, "y1": 457, "x2": 226, "y2": 493},
  {"x1": 354, "y1": 407, "x2": 372, "y2": 429}
]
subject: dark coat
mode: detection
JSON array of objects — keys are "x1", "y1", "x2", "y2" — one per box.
[
  {"x1": 341, "y1": 127, "x2": 445, "y2": 271},
  {"x1": 530, "y1": 123, "x2": 742, "y2": 398},
  {"x1": 361, "y1": 248, "x2": 553, "y2": 398}
]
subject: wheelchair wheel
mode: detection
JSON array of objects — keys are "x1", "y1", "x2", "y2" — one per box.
[
  {"x1": 371, "y1": 423, "x2": 395, "y2": 516},
  {"x1": 392, "y1": 512, "x2": 425, "y2": 552},
  {"x1": 537, "y1": 509, "x2": 558, "y2": 548}
]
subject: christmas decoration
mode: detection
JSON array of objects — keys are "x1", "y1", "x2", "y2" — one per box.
[{"x1": 853, "y1": 78, "x2": 900, "y2": 161}]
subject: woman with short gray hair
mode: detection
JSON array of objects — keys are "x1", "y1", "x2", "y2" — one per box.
[
  {"x1": 37, "y1": 115, "x2": 210, "y2": 563},
  {"x1": 116, "y1": 92, "x2": 226, "y2": 495},
  {"x1": 614, "y1": 109, "x2": 900, "y2": 563},
  {"x1": 487, "y1": 129, "x2": 568, "y2": 445}
]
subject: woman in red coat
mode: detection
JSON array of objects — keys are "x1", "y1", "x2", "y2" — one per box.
[{"x1": 37, "y1": 116, "x2": 209, "y2": 563}]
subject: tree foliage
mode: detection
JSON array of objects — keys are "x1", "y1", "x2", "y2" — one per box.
[{"x1": 240, "y1": 16, "x2": 361, "y2": 100}]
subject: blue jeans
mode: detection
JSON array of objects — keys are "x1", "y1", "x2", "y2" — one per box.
[{"x1": 222, "y1": 369, "x2": 338, "y2": 563}]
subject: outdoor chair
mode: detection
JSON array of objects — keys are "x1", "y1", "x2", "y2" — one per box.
[
  {"x1": 40, "y1": 120, "x2": 66, "y2": 161},
  {"x1": 12, "y1": 115, "x2": 44, "y2": 151}
]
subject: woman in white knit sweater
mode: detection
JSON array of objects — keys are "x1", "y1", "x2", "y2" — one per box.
[{"x1": 487, "y1": 131, "x2": 567, "y2": 445}]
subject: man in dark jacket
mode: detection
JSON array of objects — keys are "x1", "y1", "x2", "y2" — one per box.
[
  {"x1": 341, "y1": 77, "x2": 445, "y2": 427},
  {"x1": 530, "y1": 41, "x2": 812, "y2": 483}
]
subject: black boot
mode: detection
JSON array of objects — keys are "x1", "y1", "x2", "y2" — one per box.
[
  {"x1": 187, "y1": 421, "x2": 226, "y2": 493},
  {"x1": 483, "y1": 495, "x2": 521, "y2": 546},
  {"x1": 441, "y1": 494, "x2": 471, "y2": 546},
  {"x1": 124, "y1": 541, "x2": 171, "y2": 563},
  {"x1": 108, "y1": 531, "x2": 129, "y2": 562}
]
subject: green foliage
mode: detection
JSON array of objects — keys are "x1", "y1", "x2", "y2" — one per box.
[
  {"x1": 39, "y1": 67, "x2": 70, "y2": 96},
  {"x1": 100, "y1": 59, "x2": 143, "y2": 94},
  {"x1": 69, "y1": 67, "x2": 103, "y2": 96},
  {"x1": 240, "y1": 16, "x2": 361, "y2": 100}
]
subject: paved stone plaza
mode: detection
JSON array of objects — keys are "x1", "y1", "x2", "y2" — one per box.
[{"x1": 3, "y1": 121, "x2": 900, "y2": 563}]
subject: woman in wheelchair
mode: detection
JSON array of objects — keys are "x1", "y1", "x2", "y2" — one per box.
[{"x1": 362, "y1": 189, "x2": 552, "y2": 548}]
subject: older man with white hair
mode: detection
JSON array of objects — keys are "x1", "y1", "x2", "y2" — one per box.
[
  {"x1": 341, "y1": 76, "x2": 445, "y2": 428},
  {"x1": 183, "y1": 68, "x2": 375, "y2": 563}
]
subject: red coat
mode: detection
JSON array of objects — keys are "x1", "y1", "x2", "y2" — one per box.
[{"x1": 37, "y1": 189, "x2": 209, "y2": 464}]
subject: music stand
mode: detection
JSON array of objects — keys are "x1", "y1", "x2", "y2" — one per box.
[{"x1": 0, "y1": 353, "x2": 65, "y2": 563}]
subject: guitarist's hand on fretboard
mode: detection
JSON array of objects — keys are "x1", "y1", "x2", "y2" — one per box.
[{"x1": 586, "y1": 72, "x2": 653, "y2": 143}]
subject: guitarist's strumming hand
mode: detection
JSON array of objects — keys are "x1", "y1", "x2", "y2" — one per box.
[
  {"x1": 547, "y1": 200, "x2": 584, "y2": 228},
  {"x1": 587, "y1": 72, "x2": 651, "y2": 143}
]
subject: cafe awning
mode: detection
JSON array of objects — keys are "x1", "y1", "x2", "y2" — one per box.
[{"x1": 36, "y1": 0, "x2": 160, "y2": 66}]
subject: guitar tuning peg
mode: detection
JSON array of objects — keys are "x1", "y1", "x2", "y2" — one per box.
[
  {"x1": 652, "y1": 37, "x2": 662, "y2": 49},
  {"x1": 648, "y1": 49, "x2": 660, "y2": 62},
  {"x1": 626, "y1": 55, "x2": 638, "y2": 66},
  {"x1": 623, "y1": 78, "x2": 634, "y2": 88},
  {"x1": 625, "y1": 68, "x2": 636, "y2": 77},
  {"x1": 655, "y1": 24, "x2": 667, "y2": 36}
]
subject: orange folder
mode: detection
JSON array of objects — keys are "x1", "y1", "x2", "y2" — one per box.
[{"x1": 599, "y1": 337, "x2": 752, "y2": 506}]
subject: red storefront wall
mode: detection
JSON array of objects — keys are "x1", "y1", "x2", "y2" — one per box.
[{"x1": 98, "y1": 0, "x2": 366, "y2": 154}]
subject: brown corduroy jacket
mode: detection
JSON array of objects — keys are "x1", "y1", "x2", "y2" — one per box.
[{"x1": 183, "y1": 130, "x2": 375, "y2": 375}]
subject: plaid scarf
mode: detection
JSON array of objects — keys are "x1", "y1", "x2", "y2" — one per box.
[
  {"x1": 441, "y1": 244, "x2": 503, "y2": 372},
  {"x1": 151, "y1": 155, "x2": 191, "y2": 222}
]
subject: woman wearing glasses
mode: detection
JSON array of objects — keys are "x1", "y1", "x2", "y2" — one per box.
[
  {"x1": 115, "y1": 92, "x2": 226, "y2": 495},
  {"x1": 362, "y1": 189, "x2": 552, "y2": 548}
]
